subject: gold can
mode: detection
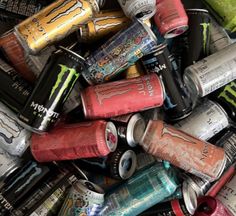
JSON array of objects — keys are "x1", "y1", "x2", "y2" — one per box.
[
  {"x1": 79, "y1": 10, "x2": 131, "y2": 42},
  {"x1": 123, "y1": 61, "x2": 145, "y2": 79},
  {"x1": 15, "y1": 0, "x2": 99, "y2": 54}
]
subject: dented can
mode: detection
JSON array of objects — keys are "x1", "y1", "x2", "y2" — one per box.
[
  {"x1": 31, "y1": 120, "x2": 118, "y2": 162},
  {"x1": 81, "y1": 74, "x2": 164, "y2": 119},
  {"x1": 140, "y1": 120, "x2": 226, "y2": 181},
  {"x1": 15, "y1": 0, "x2": 100, "y2": 54},
  {"x1": 82, "y1": 20, "x2": 157, "y2": 84},
  {"x1": 18, "y1": 47, "x2": 85, "y2": 133}
]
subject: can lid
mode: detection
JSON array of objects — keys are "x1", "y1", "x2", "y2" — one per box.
[
  {"x1": 118, "y1": 149, "x2": 137, "y2": 179},
  {"x1": 182, "y1": 181, "x2": 198, "y2": 215},
  {"x1": 75, "y1": 180, "x2": 104, "y2": 204},
  {"x1": 59, "y1": 46, "x2": 85, "y2": 62},
  {"x1": 164, "y1": 25, "x2": 189, "y2": 39},
  {"x1": 186, "y1": 175, "x2": 210, "y2": 196},
  {"x1": 139, "y1": 20, "x2": 157, "y2": 43},
  {"x1": 105, "y1": 122, "x2": 118, "y2": 153},
  {"x1": 127, "y1": 113, "x2": 146, "y2": 147}
]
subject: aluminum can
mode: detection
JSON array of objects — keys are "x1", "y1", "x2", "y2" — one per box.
[
  {"x1": 81, "y1": 74, "x2": 164, "y2": 119},
  {"x1": 18, "y1": 47, "x2": 85, "y2": 133},
  {"x1": 111, "y1": 113, "x2": 146, "y2": 147},
  {"x1": 31, "y1": 120, "x2": 118, "y2": 162},
  {"x1": 213, "y1": 81, "x2": 236, "y2": 122},
  {"x1": 210, "y1": 19, "x2": 232, "y2": 54},
  {"x1": 184, "y1": 42, "x2": 236, "y2": 100},
  {"x1": 141, "y1": 43, "x2": 193, "y2": 121},
  {"x1": 122, "y1": 61, "x2": 145, "y2": 79},
  {"x1": 82, "y1": 20, "x2": 157, "y2": 84},
  {"x1": 195, "y1": 196, "x2": 232, "y2": 216},
  {"x1": 78, "y1": 145, "x2": 137, "y2": 180},
  {"x1": 0, "y1": 57, "x2": 32, "y2": 113},
  {"x1": 154, "y1": 0, "x2": 188, "y2": 38},
  {"x1": 175, "y1": 100, "x2": 229, "y2": 141},
  {"x1": 140, "y1": 120, "x2": 226, "y2": 181},
  {"x1": 99, "y1": 163, "x2": 178, "y2": 216},
  {"x1": 79, "y1": 10, "x2": 131, "y2": 42},
  {"x1": 0, "y1": 101, "x2": 31, "y2": 156},
  {"x1": 203, "y1": 0, "x2": 236, "y2": 33},
  {"x1": 207, "y1": 164, "x2": 236, "y2": 197},
  {"x1": 135, "y1": 149, "x2": 156, "y2": 171},
  {"x1": 0, "y1": 147, "x2": 21, "y2": 182},
  {"x1": 58, "y1": 180, "x2": 104, "y2": 216},
  {"x1": 182, "y1": 9, "x2": 211, "y2": 68},
  {"x1": 14, "y1": 0, "x2": 100, "y2": 54},
  {"x1": 117, "y1": 0, "x2": 156, "y2": 20},
  {"x1": 0, "y1": 30, "x2": 36, "y2": 82}
]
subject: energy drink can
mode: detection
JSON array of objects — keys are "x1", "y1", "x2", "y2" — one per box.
[
  {"x1": 0, "y1": 101, "x2": 31, "y2": 157},
  {"x1": 58, "y1": 180, "x2": 105, "y2": 216},
  {"x1": 111, "y1": 113, "x2": 146, "y2": 147},
  {"x1": 15, "y1": 0, "x2": 100, "y2": 54},
  {"x1": 99, "y1": 163, "x2": 178, "y2": 216},
  {"x1": 31, "y1": 120, "x2": 118, "y2": 162},
  {"x1": 123, "y1": 61, "x2": 145, "y2": 79},
  {"x1": 117, "y1": 0, "x2": 156, "y2": 20},
  {"x1": 0, "y1": 57, "x2": 32, "y2": 113},
  {"x1": 184, "y1": 42, "x2": 236, "y2": 101},
  {"x1": 78, "y1": 145, "x2": 137, "y2": 180},
  {"x1": 140, "y1": 120, "x2": 226, "y2": 182},
  {"x1": 81, "y1": 74, "x2": 164, "y2": 119},
  {"x1": 18, "y1": 47, "x2": 85, "y2": 133},
  {"x1": 0, "y1": 147, "x2": 21, "y2": 182},
  {"x1": 82, "y1": 20, "x2": 157, "y2": 84},
  {"x1": 0, "y1": 30, "x2": 36, "y2": 82},
  {"x1": 142, "y1": 43, "x2": 193, "y2": 121},
  {"x1": 183, "y1": 9, "x2": 211, "y2": 68},
  {"x1": 213, "y1": 81, "x2": 236, "y2": 122},
  {"x1": 195, "y1": 196, "x2": 232, "y2": 216},
  {"x1": 154, "y1": 0, "x2": 188, "y2": 38},
  {"x1": 210, "y1": 19, "x2": 232, "y2": 54},
  {"x1": 175, "y1": 100, "x2": 229, "y2": 141},
  {"x1": 78, "y1": 10, "x2": 131, "y2": 42},
  {"x1": 203, "y1": 0, "x2": 236, "y2": 33}
]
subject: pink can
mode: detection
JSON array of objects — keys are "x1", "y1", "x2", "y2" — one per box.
[
  {"x1": 81, "y1": 74, "x2": 164, "y2": 119},
  {"x1": 154, "y1": 0, "x2": 188, "y2": 38},
  {"x1": 31, "y1": 120, "x2": 118, "y2": 162}
]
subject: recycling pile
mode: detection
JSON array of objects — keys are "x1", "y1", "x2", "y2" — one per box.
[{"x1": 1, "y1": 0, "x2": 236, "y2": 215}]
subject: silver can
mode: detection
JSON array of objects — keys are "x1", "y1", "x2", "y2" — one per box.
[
  {"x1": 210, "y1": 19, "x2": 232, "y2": 54},
  {"x1": 117, "y1": 0, "x2": 156, "y2": 20},
  {"x1": 0, "y1": 101, "x2": 31, "y2": 156},
  {"x1": 184, "y1": 42, "x2": 236, "y2": 100},
  {"x1": 175, "y1": 100, "x2": 229, "y2": 141}
]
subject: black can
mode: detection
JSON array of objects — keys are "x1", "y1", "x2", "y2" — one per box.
[
  {"x1": 141, "y1": 43, "x2": 193, "y2": 121},
  {"x1": 0, "y1": 58, "x2": 32, "y2": 113},
  {"x1": 77, "y1": 145, "x2": 137, "y2": 180},
  {"x1": 18, "y1": 47, "x2": 85, "y2": 133}
]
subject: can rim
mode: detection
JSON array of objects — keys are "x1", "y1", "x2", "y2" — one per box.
[
  {"x1": 164, "y1": 25, "x2": 189, "y2": 39},
  {"x1": 105, "y1": 121, "x2": 118, "y2": 152},
  {"x1": 127, "y1": 113, "x2": 146, "y2": 147},
  {"x1": 59, "y1": 46, "x2": 86, "y2": 62},
  {"x1": 136, "y1": 8, "x2": 157, "y2": 21},
  {"x1": 118, "y1": 149, "x2": 137, "y2": 179},
  {"x1": 186, "y1": 9, "x2": 209, "y2": 13},
  {"x1": 80, "y1": 90, "x2": 89, "y2": 118}
]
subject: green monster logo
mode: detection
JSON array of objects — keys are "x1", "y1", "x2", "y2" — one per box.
[
  {"x1": 200, "y1": 23, "x2": 210, "y2": 54},
  {"x1": 218, "y1": 82, "x2": 236, "y2": 107},
  {"x1": 49, "y1": 64, "x2": 79, "y2": 103}
]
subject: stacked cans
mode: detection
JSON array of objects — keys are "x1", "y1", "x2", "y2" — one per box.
[{"x1": 0, "y1": 0, "x2": 236, "y2": 215}]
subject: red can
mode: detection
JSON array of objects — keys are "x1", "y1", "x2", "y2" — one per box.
[
  {"x1": 81, "y1": 74, "x2": 164, "y2": 119},
  {"x1": 0, "y1": 30, "x2": 36, "y2": 82},
  {"x1": 31, "y1": 120, "x2": 118, "y2": 162},
  {"x1": 195, "y1": 196, "x2": 232, "y2": 216},
  {"x1": 154, "y1": 0, "x2": 188, "y2": 38},
  {"x1": 140, "y1": 120, "x2": 226, "y2": 181}
]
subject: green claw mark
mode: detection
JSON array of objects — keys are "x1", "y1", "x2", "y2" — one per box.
[
  {"x1": 49, "y1": 64, "x2": 80, "y2": 103},
  {"x1": 200, "y1": 23, "x2": 210, "y2": 54},
  {"x1": 218, "y1": 82, "x2": 236, "y2": 107}
]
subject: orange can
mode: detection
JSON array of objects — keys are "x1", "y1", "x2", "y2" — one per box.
[
  {"x1": 15, "y1": 0, "x2": 99, "y2": 54},
  {"x1": 140, "y1": 120, "x2": 226, "y2": 182}
]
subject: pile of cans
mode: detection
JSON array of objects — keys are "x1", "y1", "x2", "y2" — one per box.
[{"x1": 1, "y1": 0, "x2": 236, "y2": 215}]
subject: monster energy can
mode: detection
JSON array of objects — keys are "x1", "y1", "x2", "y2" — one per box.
[{"x1": 18, "y1": 47, "x2": 85, "y2": 133}]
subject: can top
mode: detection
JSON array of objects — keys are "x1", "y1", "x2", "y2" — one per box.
[
  {"x1": 127, "y1": 113, "x2": 146, "y2": 147},
  {"x1": 186, "y1": 175, "x2": 210, "y2": 196},
  {"x1": 105, "y1": 122, "x2": 118, "y2": 153},
  {"x1": 182, "y1": 181, "x2": 198, "y2": 215},
  {"x1": 118, "y1": 149, "x2": 137, "y2": 179},
  {"x1": 59, "y1": 46, "x2": 86, "y2": 63}
]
